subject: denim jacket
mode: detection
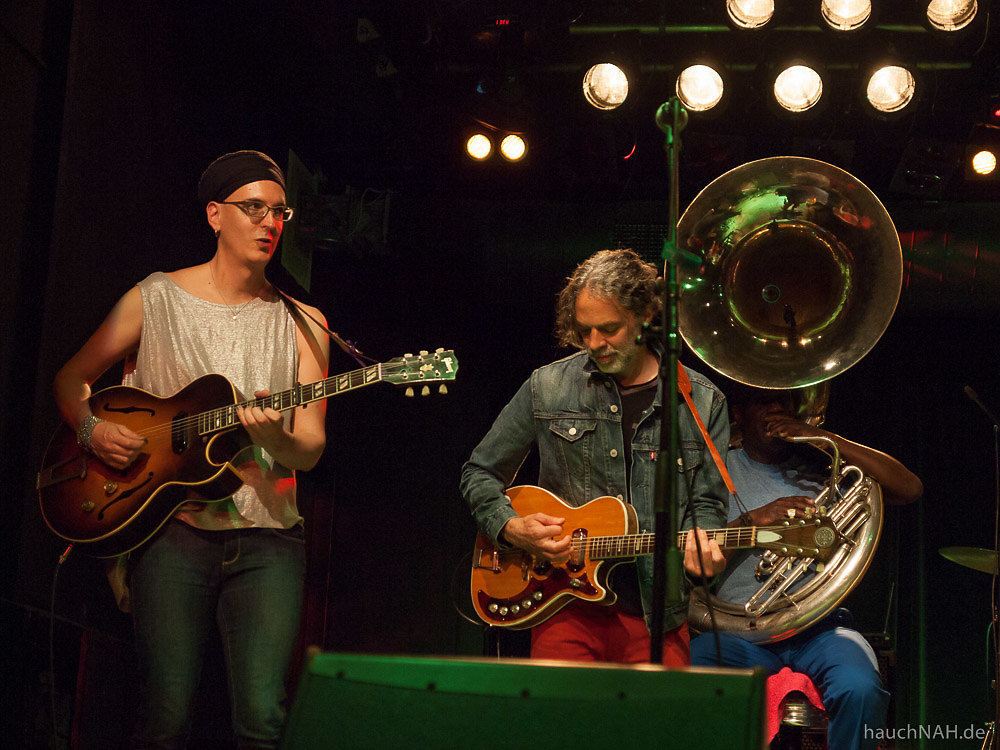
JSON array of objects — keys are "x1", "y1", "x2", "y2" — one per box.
[{"x1": 460, "y1": 349, "x2": 730, "y2": 631}]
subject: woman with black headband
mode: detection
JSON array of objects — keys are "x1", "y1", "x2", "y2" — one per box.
[{"x1": 53, "y1": 150, "x2": 330, "y2": 747}]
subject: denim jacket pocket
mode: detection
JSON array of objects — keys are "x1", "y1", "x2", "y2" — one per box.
[
  {"x1": 548, "y1": 418, "x2": 598, "y2": 442},
  {"x1": 678, "y1": 441, "x2": 704, "y2": 474},
  {"x1": 543, "y1": 417, "x2": 600, "y2": 503}
]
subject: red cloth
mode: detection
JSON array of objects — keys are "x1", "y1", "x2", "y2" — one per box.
[
  {"x1": 765, "y1": 667, "x2": 826, "y2": 741},
  {"x1": 531, "y1": 600, "x2": 690, "y2": 666}
]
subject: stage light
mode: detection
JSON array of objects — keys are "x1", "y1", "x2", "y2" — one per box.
[
  {"x1": 500, "y1": 134, "x2": 526, "y2": 161},
  {"x1": 971, "y1": 149, "x2": 997, "y2": 176},
  {"x1": 582, "y1": 63, "x2": 629, "y2": 110},
  {"x1": 821, "y1": 0, "x2": 872, "y2": 30},
  {"x1": 773, "y1": 65, "x2": 824, "y2": 112},
  {"x1": 925, "y1": 0, "x2": 977, "y2": 31},
  {"x1": 676, "y1": 65, "x2": 725, "y2": 112},
  {"x1": 726, "y1": 0, "x2": 774, "y2": 29},
  {"x1": 466, "y1": 134, "x2": 492, "y2": 160},
  {"x1": 866, "y1": 65, "x2": 916, "y2": 113}
]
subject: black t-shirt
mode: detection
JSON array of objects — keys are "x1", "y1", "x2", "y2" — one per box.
[{"x1": 607, "y1": 377, "x2": 657, "y2": 616}]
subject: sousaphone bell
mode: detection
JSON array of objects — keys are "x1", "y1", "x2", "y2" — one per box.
[{"x1": 677, "y1": 156, "x2": 902, "y2": 389}]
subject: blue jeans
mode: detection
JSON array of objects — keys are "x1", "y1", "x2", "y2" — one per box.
[
  {"x1": 691, "y1": 622, "x2": 889, "y2": 750},
  {"x1": 128, "y1": 519, "x2": 306, "y2": 749}
]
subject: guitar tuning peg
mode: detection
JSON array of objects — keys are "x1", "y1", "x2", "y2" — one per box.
[
  {"x1": 404, "y1": 353, "x2": 413, "y2": 358},
  {"x1": 405, "y1": 387, "x2": 415, "y2": 397},
  {"x1": 420, "y1": 385, "x2": 430, "y2": 396},
  {"x1": 435, "y1": 347, "x2": 444, "y2": 353},
  {"x1": 419, "y1": 349, "x2": 429, "y2": 356},
  {"x1": 438, "y1": 384, "x2": 448, "y2": 395}
]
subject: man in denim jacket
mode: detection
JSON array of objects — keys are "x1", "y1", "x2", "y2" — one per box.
[{"x1": 461, "y1": 249, "x2": 730, "y2": 665}]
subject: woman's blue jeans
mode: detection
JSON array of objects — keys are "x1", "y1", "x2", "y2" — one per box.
[{"x1": 128, "y1": 519, "x2": 306, "y2": 749}]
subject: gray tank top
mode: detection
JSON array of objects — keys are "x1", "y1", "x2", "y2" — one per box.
[{"x1": 123, "y1": 271, "x2": 301, "y2": 530}]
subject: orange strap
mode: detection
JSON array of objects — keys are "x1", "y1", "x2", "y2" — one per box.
[{"x1": 676, "y1": 363, "x2": 736, "y2": 496}]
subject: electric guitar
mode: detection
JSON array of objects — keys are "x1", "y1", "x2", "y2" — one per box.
[
  {"x1": 471, "y1": 485, "x2": 840, "y2": 629},
  {"x1": 38, "y1": 349, "x2": 458, "y2": 557}
]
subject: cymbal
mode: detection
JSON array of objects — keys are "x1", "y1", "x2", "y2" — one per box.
[{"x1": 940, "y1": 546, "x2": 999, "y2": 575}]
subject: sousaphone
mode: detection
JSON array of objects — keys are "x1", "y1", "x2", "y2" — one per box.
[{"x1": 679, "y1": 156, "x2": 902, "y2": 642}]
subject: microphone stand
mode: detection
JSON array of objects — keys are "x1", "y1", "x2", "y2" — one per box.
[
  {"x1": 649, "y1": 98, "x2": 688, "y2": 664},
  {"x1": 965, "y1": 386, "x2": 1000, "y2": 749}
]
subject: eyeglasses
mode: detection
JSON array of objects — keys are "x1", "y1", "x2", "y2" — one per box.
[{"x1": 218, "y1": 199, "x2": 294, "y2": 222}]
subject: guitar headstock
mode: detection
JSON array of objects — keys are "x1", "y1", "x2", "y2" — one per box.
[
  {"x1": 754, "y1": 516, "x2": 841, "y2": 562},
  {"x1": 384, "y1": 349, "x2": 459, "y2": 396}
]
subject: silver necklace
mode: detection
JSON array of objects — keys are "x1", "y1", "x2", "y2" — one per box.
[{"x1": 209, "y1": 262, "x2": 258, "y2": 320}]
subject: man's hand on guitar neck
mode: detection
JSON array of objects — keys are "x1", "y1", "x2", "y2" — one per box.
[
  {"x1": 684, "y1": 528, "x2": 726, "y2": 579},
  {"x1": 501, "y1": 513, "x2": 573, "y2": 563},
  {"x1": 89, "y1": 419, "x2": 146, "y2": 470}
]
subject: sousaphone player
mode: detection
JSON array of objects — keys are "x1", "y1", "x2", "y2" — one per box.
[{"x1": 689, "y1": 383, "x2": 921, "y2": 750}]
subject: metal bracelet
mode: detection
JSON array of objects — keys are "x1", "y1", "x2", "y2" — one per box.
[{"x1": 76, "y1": 414, "x2": 103, "y2": 451}]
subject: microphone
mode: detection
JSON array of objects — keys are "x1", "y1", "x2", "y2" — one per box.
[
  {"x1": 655, "y1": 99, "x2": 688, "y2": 135},
  {"x1": 965, "y1": 385, "x2": 1000, "y2": 427}
]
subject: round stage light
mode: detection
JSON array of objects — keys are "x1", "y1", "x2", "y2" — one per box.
[
  {"x1": 773, "y1": 65, "x2": 824, "y2": 112},
  {"x1": 926, "y1": 0, "x2": 977, "y2": 31},
  {"x1": 866, "y1": 66, "x2": 916, "y2": 113},
  {"x1": 466, "y1": 134, "x2": 492, "y2": 160},
  {"x1": 500, "y1": 134, "x2": 526, "y2": 161},
  {"x1": 726, "y1": 0, "x2": 774, "y2": 29},
  {"x1": 582, "y1": 63, "x2": 629, "y2": 110},
  {"x1": 676, "y1": 65, "x2": 725, "y2": 112},
  {"x1": 972, "y1": 150, "x2": 997, "y2": 176},
  {"x1": 821, "y1": 0, "x2": 872, "y2": 30}
]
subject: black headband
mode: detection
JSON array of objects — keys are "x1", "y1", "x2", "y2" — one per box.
[{"x1": 197, "y1": 150, "x2": 286, "y2": 205}]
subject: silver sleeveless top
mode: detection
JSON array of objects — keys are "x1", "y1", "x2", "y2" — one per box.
[{"x1": 123, "y1": 271, "x2": 301, "y2": 530}]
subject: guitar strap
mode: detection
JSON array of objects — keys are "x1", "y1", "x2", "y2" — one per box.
[
  {"x1": 676, "y1": 363, "x2": 738, "y2": 497},
  {"x1": 273, "y1": 286, "x2": 376, "y2": 367}
]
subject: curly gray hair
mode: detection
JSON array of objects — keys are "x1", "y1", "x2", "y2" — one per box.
[{"x1": 555, "y1": 248, "x2": 660, "y2": 348}]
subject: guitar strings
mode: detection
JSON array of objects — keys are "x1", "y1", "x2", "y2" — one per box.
[
  {"x1": 489, "y1": 525, "x2": 796, "y2": 562},
  {"x1": 99, "y1": 360, "x2": 421, "y2": 444}
]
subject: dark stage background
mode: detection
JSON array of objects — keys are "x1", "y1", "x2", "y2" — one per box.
[{"x1": 4, "y1": 1, "x2": 1000, "y2": 747}]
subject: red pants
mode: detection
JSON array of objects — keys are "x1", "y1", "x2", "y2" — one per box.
[{"x1": 530, "y1": 600, "x2": 690, "y2": 666}]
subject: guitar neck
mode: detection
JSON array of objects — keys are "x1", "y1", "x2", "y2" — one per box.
[
  {"x1": 588, "y1": 527, "x2": 759, "y2": 560},
  {"x1": 198, "y1": 364, "x2": 385, "y2": 435}
]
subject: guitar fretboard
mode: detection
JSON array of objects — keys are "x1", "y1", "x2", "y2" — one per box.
[
  {"x1": 196, "y1": 363, "x2": 386, "y2": 435},
  {"x1": 586, "y1": 527, "x2": 760, "y2": 559}
]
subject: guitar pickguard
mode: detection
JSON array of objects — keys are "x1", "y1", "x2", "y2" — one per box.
[{"x1": 474, "y1": 567, "x2": 602, "y2": 628}]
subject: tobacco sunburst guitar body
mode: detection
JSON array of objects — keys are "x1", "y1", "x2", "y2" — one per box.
[
  {"x1": 38, "y1": 350, "x2": 457, "y2": 557},
  {"x1": 470, "y1": 485, "x2": 840, "y2": 629}
]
